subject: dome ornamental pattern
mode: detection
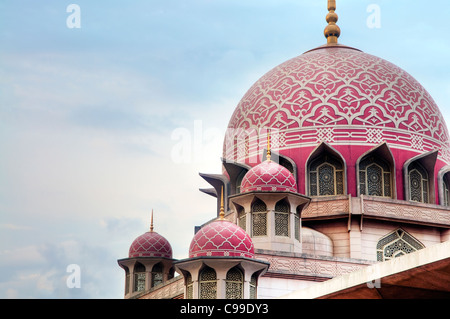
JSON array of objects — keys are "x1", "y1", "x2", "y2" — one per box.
[
  {"x1": 129, "y1": 231, "x2": 173, "y2": 259},
  {"x1": 240, "y1": 160, "x2": 297, "y2": 193},
  {"x1": 224, "y1": 46, "x2": 450, "y2": 164},
  {"x1": 189, "y1": 220, "x2": 255, "y2": 258}
]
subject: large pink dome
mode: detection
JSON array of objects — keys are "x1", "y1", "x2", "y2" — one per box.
[
  {"x1": 240, "y1": 160, "x2": 297, "y2": 193},
  {"x1": 129, "y1": 231, "x2": 173, "y2": 259},
  {"x1": 189, "y1": 220, "x2": 255, "y2": 258},
  {"x1": 224, "y1": 45, "x2": 450, "y2": 199}
]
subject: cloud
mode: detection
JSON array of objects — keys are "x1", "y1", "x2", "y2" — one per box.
[{"x1": 0, "y1": 239, "x2": 123, "y2": 298}]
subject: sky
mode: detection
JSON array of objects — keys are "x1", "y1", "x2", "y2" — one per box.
[{"x1": 0, "y1": 0, "x2": 449, "y2": 298}]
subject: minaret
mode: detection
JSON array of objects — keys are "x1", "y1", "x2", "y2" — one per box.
[{"x1": 324, "y1": 0, "x2": 341, "y2": 45}]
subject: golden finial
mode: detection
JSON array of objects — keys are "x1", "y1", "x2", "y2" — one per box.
[
  {"x1": 324, "y1": 0, "x2": 340, "y2": 45},
  {"x1": 150, "y1": 209, "x2": 154, "y2": 232},
  {"x1": 266, "y1": 129, "x2": 271, "y2": 161},
  {"x1": 219, "y1": 186, "x2": 225, "y2": 220}
]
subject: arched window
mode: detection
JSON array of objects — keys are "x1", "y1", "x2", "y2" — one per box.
[
  {"x1": 225, "y1": 267, "x2": 244, "y2": 299},
  {"x1": 199, "y1": 267, "x2": 217, "y2": 299},
  {"x1": 309, "y1": 154, "x2": 344, "y2": 196},
  {"x1": 294, "y1": 206, "x2": 301, "y2": 241},
  {"x1": 359, "y1": 155, "x2": 392, "y2": 197},
  {"x1": 124, "y1": 266, "x2": 130, "y2": 295},
  {"x1": 185, "y1": 273, "x2": 193, "y2": 299},
  {"x1": 279, "y1": 156, "x2": 294, "y2": 175},
  {"x1": 251, "y1": 199, "x2": 267, "y2": 237},
  {"x1": 133, "y1": 262, "x2": 146, "y2": 292},
  {"x1": 236, "y1": 205, "x2": 246, "y2": 231},
  {"x1": 236, "y1": 170, "x2": 246, "y2": 194},
  {"x1": 376, "y1": 229, "x2": 424, "y2": 262},
  {"x1": 442, "y1": 172, "x2": 450, "y2": 206},
  {"x1": 408, "y1": 162, "x2": 429, "y2": 203},
  {"x1": 151, "y1": 263, "x2": 163, "y2": 288},
  {"x1": 249, "y1": 273, "x2": 258, "y2": 299},
  {"x1": 275, "y1": 199, "x2": 289, "y2": 237}
]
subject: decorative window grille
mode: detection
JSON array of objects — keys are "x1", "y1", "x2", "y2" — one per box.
[
  {"x1": 443, "y1": 174, "x2": 450, "y2": 206},
  {"x1": 376, "y1": 229, "x2": 424, "y2": 261},
  {"x1": 294, "y1": 209, "x2": 300, "y2": 241},
  {"x1": 359, "y1": 156, "x2": 392, "y2": 197},
  {"x1": 185, "y1": 273, "x2": 193, "y2": 299},
  {"x1": 275, "y1": 213, "x2": 289, "y2": 237},
  {"x1": 249, "y1": 274, "x2": 257, "y2": 299},
  {"x1": 236, "y1": 170, "x2": 246, "y2": 194},
  {"x1": 309, "y1": 154, "x2": 344, "y2": 196},
  {"x1": 199, "y1": 267, "x2": 217, "y2": 299},
  {"x1": 151, "y1": 263, "x2": 163, "y2": 288},
  {"x1": 134, "y1": 273, "x2": 145, "y2": 292},
  {"x1": 225, "y1": 267, "x2": 243, "y2": 299},
  {"x1": 238, "y1": 207, "x2": 246, "y2": 231},
  {"x1": 133, "y1": 263, "x2": 146, "y2": 292},
  {"x1": 275, "y1": 200, "x2": 289, "y2": 237},
  {"x1": 252, "y1": 199, "x2": 267, "y2": 237},
  {"x1": 408, "y1": 162, "x2": 428, "y2": 203},
  {"x1": 125, "y1": 271, "x2": 130, "y2": 295}
]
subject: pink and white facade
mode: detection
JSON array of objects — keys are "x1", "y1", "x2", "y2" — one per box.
[{"x1": 118, "y1": 3, "x2": 450, "y2": 299}]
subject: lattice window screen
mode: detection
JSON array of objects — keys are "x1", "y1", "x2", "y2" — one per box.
[
  {"x1": 199, "y1": 267, "x2": 217, "y2": 299},
  {"x1": 376, "y1": 229, "x2": 424, "y2": 261},
  {"x1": 225, "y1": 268, "x2": 243, "y2": 299}
]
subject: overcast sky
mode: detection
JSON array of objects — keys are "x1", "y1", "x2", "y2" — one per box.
[{"x1": 1, "y1": 0, "x2": 449, "y2": 298}]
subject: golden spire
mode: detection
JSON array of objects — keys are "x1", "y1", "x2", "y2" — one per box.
[
  {"x1": 219, "y1": 186, "x2": 225, "y2": 220},
  {"x1": 150, "y1": 209, "x2": 154, "y2": 232},
  {"x1": 266, "y1": 129, "x2": 271, "y2": 161},
  {"x1": 324, "y1": 0, "x2": 340, "y2": 45}
]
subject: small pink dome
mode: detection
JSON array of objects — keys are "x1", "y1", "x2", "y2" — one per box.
[
  {"x1": 189, "y1": 220, "x2": 254, "y2": 258},
  {"x1": 240, "y1": 160, "x2": 297, "y2": 193},
  {"x1": 129, "y1": 231, "x2": 173, "y2": 258}
]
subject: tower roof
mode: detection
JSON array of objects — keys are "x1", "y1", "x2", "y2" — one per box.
[{"x1": 128, "y1": 211, "x2": 173, "y2": 259}]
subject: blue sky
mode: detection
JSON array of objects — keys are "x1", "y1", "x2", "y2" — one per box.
[{"x1": 0, "y1": 0, "x2": 449, "y2": 298}]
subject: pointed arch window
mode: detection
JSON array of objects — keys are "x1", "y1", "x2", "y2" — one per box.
[
  {"x1": 275, "y1": 199, "x2": 289, "y2": 237},
  {"x1": 309, "y1": 154, "x2": 344, "y2": 196},
  {"x1": 225, "y1": 267, "x2": 244, "y2": 299},
  {"x1": 251, "y1": 199, "x2": 267, "y2": 237},
  {"x1": 133, "y1": 262, "x2": 146, "y2": 292},
  {"x1": 249, "y1": 273, "x2": 258, "y2": 299},
  {"x1": 185, "y1": 273, "x2": 193, "y2": 299},
  {"x1": 199, "y1": 267, "x2": 217, "y2": 299},
  {"x1": 151, "y1": 263, "x2": 163, "y2": 288},
  {"x1": 237, "y1": 205, "x2": 246, "y2": 231},
  {"x1": 408, "y1": 162, "x2": 429, "y2": 203},
  {"x1": 376, "y1": 229, "x2": 424, "y2": 261},
  {"x1": 359, "y1": 155, "x2": 392, "y2": 197},
  {"x1": 443, "y1": 172, "x2": 450, "y2": 206},
  {"x1": 236, "y1": 170, "x2": 246, "y2": 194}
]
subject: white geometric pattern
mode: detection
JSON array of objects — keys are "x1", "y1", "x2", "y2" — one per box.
[
  {"x1": 189, "y1": 220, "x2": 255, "y2": 258},
  {"x1": 225, "y1": 46, "x2": 450, "y2": 164},
  {"x1": 129, "y1": 232, "x2": 173, "y2": 258},
  {"x1": 240, "y1": 160, "x2": 297, "y2": 193}
]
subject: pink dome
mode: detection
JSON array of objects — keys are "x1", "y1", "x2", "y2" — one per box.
[
  {"x1": 224, "y1": 45, "x2": 450, "y2": 199},
  {"x1": 129, "y1": 231, "x2": 173, "y2": 258},
  {"x1": 240, "y1": 160, "x2": 297, "y2": 193},
  {"x1": 189, "y1": 220, "x2": 255, "y2": 258}
]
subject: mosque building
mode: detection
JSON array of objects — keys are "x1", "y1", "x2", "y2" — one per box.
[{"x1": 117, "y1": 1, "x2": 450, "y2": 299}]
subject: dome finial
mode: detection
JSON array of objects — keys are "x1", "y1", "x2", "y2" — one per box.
[
  {"x1": 219, "y1": 186, "x2": 225, "y2": 220},
  {"x1": 266, "y1": 129, "x2": 271, "y2": 161},
  {"x1": 150, "y1": 209, "x2": 154, "y2": 232},
  {"x1": 324, "y1": 0, "x2": 340, "y2": 45}
]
